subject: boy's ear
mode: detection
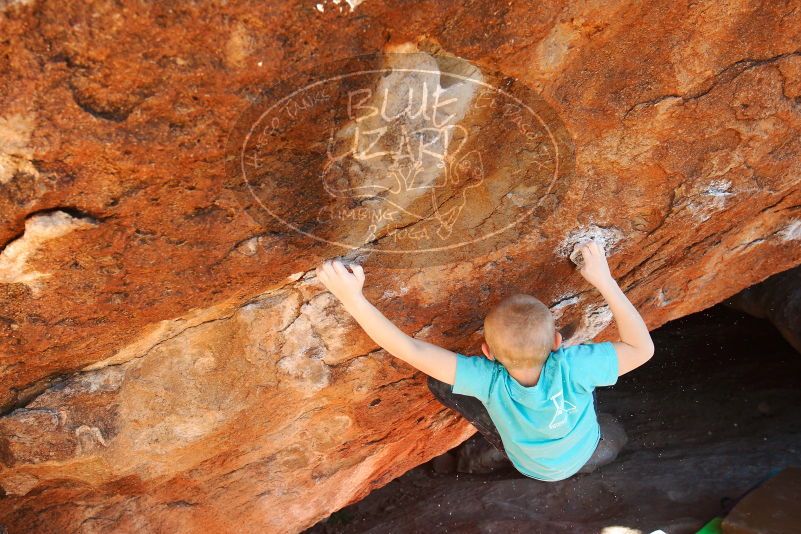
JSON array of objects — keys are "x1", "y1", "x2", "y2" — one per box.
[
  {"x1": 553, "y1": 331, "x2": 563, "y2": 351},
  {"x1": 481, "y1": 342, "x2": 495, "y2": 360}
]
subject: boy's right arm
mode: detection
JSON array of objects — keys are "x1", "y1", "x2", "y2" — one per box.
[
  {"x1": 578, "y1": 241, "x2": 655, "y2": 376},
  {"x1": 316, "y1": 259, "x2": 458, "y2": 385}
]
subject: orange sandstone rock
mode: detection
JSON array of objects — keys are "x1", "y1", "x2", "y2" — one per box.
[{"x1": 0, "y1": 1, "x2": 800, "y2": 532}]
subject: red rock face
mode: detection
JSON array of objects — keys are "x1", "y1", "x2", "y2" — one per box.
[{"x1": 0, "y1": 1, "x2": 800, "y2": 532}]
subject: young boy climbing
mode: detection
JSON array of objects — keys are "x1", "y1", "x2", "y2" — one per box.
[{"x1": 315, "y1": 240, "x2": 654, "y2": 481}]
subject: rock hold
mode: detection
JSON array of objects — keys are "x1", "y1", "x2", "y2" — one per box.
[{"x1": 560, "y1": 224, "x2": 625, "y2": 268}]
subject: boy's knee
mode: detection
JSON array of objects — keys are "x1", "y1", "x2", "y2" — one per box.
[
  {"x1": 581, "y1": 413, "x2": 628, "y2": 473},
  {"x1": 597, "y1": 413, "x2": 628, "y2": 451},
  {"x1": 578, "y1": 414, "x2": 628, "y2": 475}
]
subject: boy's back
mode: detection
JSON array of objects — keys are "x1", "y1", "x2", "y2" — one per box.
[{"x1": 452, "y1": 341, "x2": 619, "y2": 481}]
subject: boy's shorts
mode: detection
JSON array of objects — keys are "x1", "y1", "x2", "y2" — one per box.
[{"x1": 426, "y1": 375, "x2": 623, "y2": 475}]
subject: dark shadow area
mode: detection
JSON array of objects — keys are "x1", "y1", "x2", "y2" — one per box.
[{"x1": 308, "y1": 304, "x2": 801, "y2": 533}]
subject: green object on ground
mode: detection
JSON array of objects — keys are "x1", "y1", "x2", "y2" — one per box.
[{"x1": 696, "y1": 517, "x2": 723, "y2": 534}]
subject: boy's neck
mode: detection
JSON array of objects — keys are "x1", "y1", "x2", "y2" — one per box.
[{"x1": 508, "y1": 365, "x2": 543, "y2": 387}]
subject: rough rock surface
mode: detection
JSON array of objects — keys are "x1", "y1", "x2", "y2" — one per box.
[{"x1": 1, "y1": 1, "x2": 801, "y2": 533}]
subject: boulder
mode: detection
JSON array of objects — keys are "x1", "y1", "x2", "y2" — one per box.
[
  {"x1": 725, "y1": 264, "x2": 801, "y2": 354},
  {"x1": 1, "y1": 1, "x2": 801, "y2": 532},
  {"x1": 722, "y1": 468, "x2": 801, "y2": 534}
]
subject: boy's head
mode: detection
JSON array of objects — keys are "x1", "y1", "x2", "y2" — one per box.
[{"x1": 482, "y1": 294, "x2": 559, "y2": 370}]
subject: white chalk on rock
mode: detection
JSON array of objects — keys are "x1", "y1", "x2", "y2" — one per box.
[{"x1": 558, "y1": 224, "x2": 623, "y2": 268}]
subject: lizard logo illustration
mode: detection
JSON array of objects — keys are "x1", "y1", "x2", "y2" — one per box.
[
  {"x1": 321, "y1": 121, "x2": 485, "y2": 241},
  {"x1": 227, "y1": 51, "x2": 573, "y2": 267},
  {"x1": 548, "y1": 390, "x2": 577, "y2": 429}
]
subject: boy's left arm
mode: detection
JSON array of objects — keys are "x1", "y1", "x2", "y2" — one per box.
[{"x1": 316, "y1": 259, "x2": 458, "y2": 385}]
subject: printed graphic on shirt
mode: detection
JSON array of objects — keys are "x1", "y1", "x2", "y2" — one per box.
[{"x1": 548, "y1": 390, "x2": 576, "y2": 429}]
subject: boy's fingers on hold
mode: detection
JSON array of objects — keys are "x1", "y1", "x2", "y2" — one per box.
[
  {"x1": 352, "y1": 264, "x2": 365, "y2": 280},
  {"x1": 323, "y1": 260, "x2": 338, "y2": 277},
  {"x1": 332, "y1": 261, "x2": 350, "y2": 277}
]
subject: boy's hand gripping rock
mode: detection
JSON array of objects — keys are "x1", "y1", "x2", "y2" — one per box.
[
  {"x1": 577, "y1": 240, "x2": 614, "y2": 289},
  {"x1": 316, "y1": 259, "x2": 365, "y2": 305}
]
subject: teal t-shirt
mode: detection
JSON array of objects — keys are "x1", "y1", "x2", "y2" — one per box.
[{"x1": 452, "y1": 341, "x2": 619, "y2": 481}]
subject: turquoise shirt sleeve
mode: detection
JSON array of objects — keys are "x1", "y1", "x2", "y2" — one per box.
[
  {"x1": 452, "y1": 354, "x2": 496, "y2": 404},
  {"x1": 565, "y1": 341, "x2": 619, "y2": 391}
]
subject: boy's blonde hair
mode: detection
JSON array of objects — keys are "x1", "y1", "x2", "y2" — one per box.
[{"x1": 484, "y1": 294, "x2": 555, "y2": 370}]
